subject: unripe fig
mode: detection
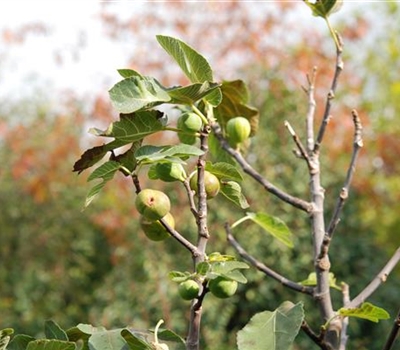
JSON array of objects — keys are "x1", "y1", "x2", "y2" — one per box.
[
  {"x1": 178, "y1": 280, "x2": 200, "y2": 300},
  {"x1": 226, "y1": 116, "x2": 251, "y2": 145},
  {"x1": 135, "y1": 189, "x2": 171, "y2": 220},
  {"x1": 189, "y1": 171, "x2": 220, "y2": 199},
  {"x1": 177, "y1": 112, "x2": 202, "y2": 145},
  {"x1": 178, "y1": 133, "x2": 197, "y2": 145},
  {"x1": 140, "y1": 212, "x2": 175, "y2": 241},
  {"x1": 208, "y1": 277, "x2": 238, "y2": 299},
  {"x1": 178, "y1": 112, "x2": 203, "y2": 132}
]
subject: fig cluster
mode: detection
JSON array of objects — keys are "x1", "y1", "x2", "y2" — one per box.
[{"x1": 135, "y1": 189, "x2": 174, "y2": 242}]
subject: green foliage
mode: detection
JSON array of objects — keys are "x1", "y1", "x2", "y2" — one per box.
[
  {"x1": 299, "y1": 272, "x2": 341, "y2": 291},
  {"x1": 303, "y1": 0, "x2": 343, "y2": 18},
  {"x1": 232, "y1": 212, "x2": 294, "y2": 248},
  {"x1": 338, "y1": 302, "x2": 390, "y2": 323},
  {"x1": 155, "y1": 35, "x2": 214, "y2": 84},
  {"x1": 236, "y1": 301, "x2": 304, "y2": 350},
  {"x1": 3, "y1": 4, "x2": 400, "y2": 350}
]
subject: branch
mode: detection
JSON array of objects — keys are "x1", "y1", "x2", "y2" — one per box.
[
  {"x1": 211, "y1": 122, "x2": 313, "y2": 213},
  {"x1": 326, "y1": 110, "x2": 363, "y2": 239},
  {"x1": 159, "y1": 217, "x2": 201, "y2": 257},
  {"x1": 382, "y1": 307, "x2": 400, "y2": 350},
  {"x1": 183, "y1": 177, "x2": 199, "y2": 217},
  {"x1": 347, "y1": 247, "x2": 400, "y2": 309},
  {"x1": 186, "y1": 282, "x2": 208, "y2": 350},
  {"x1": 305, "y1": 66, "x2": 318, "y2": 152},
  {"x1": 186, "y1": 112, "x2": 212, "y2": 350},
  {"x1": 284, "y1": 120, "x2": 314, "y2": 171},
  {"x1": 339, "y1": 283, "x2": 350, "y2": 350},
  {"x1": 225, "y1": 223, "x2": 314, "y2": 295},
  {"x1": 301, "y1": 321, "x2": 333, "y2": 350},
  {"x1": 314, "y1": 34, "x2": 344, "y2": 153}
]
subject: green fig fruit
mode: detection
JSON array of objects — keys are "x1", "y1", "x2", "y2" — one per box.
[
  {"x1": 178, "y1": 280, "x2": 200, "y2": 300},
  {"x1": 208, "y1": 277, "x2": 238, "y2": 299},
  {"x1": 140, "y1": 212, "x2": 175, "y2": 241},
  {"x1": 135, "y1": 189, "x2": 171, "y2": 220},
  {"x1": 177, "y1": 112, "x2": 202, "y2": 145},
  {"x1": 189, "y1": 171, "x2": 220, "y2": 199},
  {"x1": 178, "y1": 132, "x2": 197, "y2": 145},
  {"x1": 178, "y1": 112, "x2": 203, "y2": 132},
  {"x1": 226, "y1": 116, "x2": 251, "y2": 145}
]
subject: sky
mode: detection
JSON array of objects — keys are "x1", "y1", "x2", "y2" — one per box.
[{"x1": 0, "y1": 1, "x2": 374, "y2": 106}]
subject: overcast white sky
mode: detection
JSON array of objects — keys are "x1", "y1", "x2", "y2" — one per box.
[{"x1": 0, "y1": 1, "x2": 376, "y2": 105}]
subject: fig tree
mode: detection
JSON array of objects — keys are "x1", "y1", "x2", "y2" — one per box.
[
  {"x1": 208, "y1": 277, "x2": 238, "y2": 299},
  {"x1": 226, "y1": 116, "x2": 251, "y2": 145},
  {"x1": 178, "y1": 279, "x2": 200, "y2": 300},
  {"x1": 189, "y1": 171, "x2": 220, "y2": 199},
  {"x1": 140, "y1": 212, "x2": 175, "y2": 241},
  {"x1": 135, "y1": 189, "x2": 171, "y2": 220}
]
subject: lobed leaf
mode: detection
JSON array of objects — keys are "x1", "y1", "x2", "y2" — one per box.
[
  {"x1": 135, "y1": 144, "x2": 203, "y2": 164},
  {"x1": 88, "y1": 329, "x2": 127, "y2": 350},
  {"x1": 109, "y1": 75, "x2": 171, "y2": 114},
  {"x1": 0, "y1": 329, "x2": 13, "y2": 350},
  {"x1": 90, "y1": 110, "x2": 164, "y2": 144},
  {"x1": 237, "y1": 301, "x2": 304, "y2": 350},
  {"x1": 85, "y1": 161, "x2": 121, "y2": 207},
  {"x1": 7, "y1": 334, "x2": 35, "y2": 350},
  {"x1": 220, "y1": 181, "x2": 249, "y2": 209},
  {"x1": 44, "y1": 321, "x2": 68, "y2": 341},
  {"x1": 246, "y1": 212, "x2": 294, "y2": 248},
  {"x1": 117, "y1": 69, "x2": 142, "y2": 79},
  {"x1": 121, "y1": 329, "x2": 152, "y2": 350},
  {"x1": 338, "y1": 302, "x2": 390, "y2": 323},
  {"x1": 156, "y1": 329, "x2": 185, "y2": 348},
  {"x1": 73, "y1": 139, "x2": 127, "y2": 174},
  {"x1": 303, "y1": 0, "x2": 343, "y2": 18},
  {"x1": 26, "y1": 340, "x2": 75, "y2": 350},
  {"x1": 205, "y1": 162, "x2": 243, "y2": 182},
  {"x1": 156, "y1": 35, "x2": 213, "y2": 83},
  {"x1": 167, "y1": 82, "x2": 221, "y2": 105}
]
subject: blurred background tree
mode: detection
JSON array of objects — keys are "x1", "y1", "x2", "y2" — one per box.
[{"x1": 0, "y1": 2, "x2": 399, "y2": 349}]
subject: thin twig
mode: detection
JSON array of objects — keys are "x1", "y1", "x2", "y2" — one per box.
[
  {"x1": 159, "y1": 217, "x2": 200, "y2": 257},
  {"x1": 284, "y1": 120, "x2": 314, "y2": 171},
  {"x1": 211, "y1": 122, "x2": 313, "y2": 213},
  {"x1": 301, "y1": 321, "x2": 333, "y2": 350},
  {"x1": 305, "y1": 66, "x2": 318, "y2": 153},
  {"x1": 183, "y1": 178, "x2": 199, "y2": 217},
  {"x1": 339, "y1": 283, "x2": 350, "y2": 350},
  {"x1": 347, "y1": 247, "x2": 400, "y2": 309},
  {"x1": 382, "y1": 307, "x2": 400, "y2": 350},
  {"x1": 326, "y1": 110, "x2": 363, "y2": 239},
  {"x1": 225, "y1": 224, "x2": 314, "y2": 295},
  {"x1": 314, "y1": 34, "x2": 344, "y2": 153}
]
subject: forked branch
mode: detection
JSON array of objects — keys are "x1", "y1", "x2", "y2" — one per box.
[{"x1": 211, "y1": 122, "x2": 313, "y2": 213}]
